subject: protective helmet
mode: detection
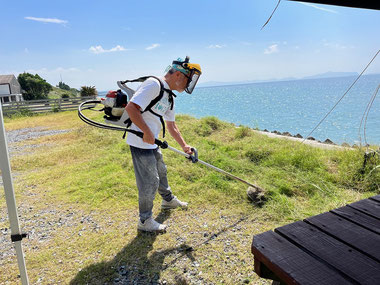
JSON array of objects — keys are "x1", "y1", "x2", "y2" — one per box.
[{"x1": 171, "y1": 56, "x2": 202, "y2": 94}]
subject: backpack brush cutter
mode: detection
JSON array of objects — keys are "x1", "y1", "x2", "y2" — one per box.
[{"x1": 78, "y1": 79, "x2": 265, "y2": 204}]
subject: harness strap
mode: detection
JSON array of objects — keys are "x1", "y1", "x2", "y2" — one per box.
[
  {"x1": 149, "y1": 109, "x2": 166, "y2": 138},
  {"x1": 122, "y1": 118, "x2": 133, "y2": 139},
  {"x1": 121, "y1": 76, "x2": 150, "y2": 84},
  {"x1": 143, "y1": 77, "x2": 176, "y2": 112},
  {"x1": 122, "y1": 76, "x2": 176, "y2": 140}
]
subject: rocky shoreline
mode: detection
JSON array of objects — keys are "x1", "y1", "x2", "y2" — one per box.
[{"x1": 256, "y1": 128, "x2": 358, "y2": 149}]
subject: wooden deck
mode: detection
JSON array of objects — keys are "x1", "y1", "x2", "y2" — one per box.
[{"x1": 252, "y1": 195, "x2": 380, "y2": 285}]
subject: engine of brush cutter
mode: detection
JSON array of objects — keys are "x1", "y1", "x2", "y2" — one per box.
[{"x1": 101, "y1": 89, "x2": 128, "y2": 121}]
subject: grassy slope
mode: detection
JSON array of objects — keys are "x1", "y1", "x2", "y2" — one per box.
[
  {"x1": 0, "y1": 111, "x2": 379, "y2": 284},
  {"x1": 48, "y1": 87, "x2": 79, "y2": 99}
]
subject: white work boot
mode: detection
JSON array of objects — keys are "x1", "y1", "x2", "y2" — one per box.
[
  {"x1": 138, "y1": 217, "x2": 167, "y2": 233},
  {"x1": 161, "y1": 196, "x2": 188, "y2": 210}
]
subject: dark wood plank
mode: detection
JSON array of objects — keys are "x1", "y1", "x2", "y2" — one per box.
[
  {"x1": 348, "y1": 198, "x2": 380, "y2": 219},
  {"x1": 305, "y1": 212, "x2": 380, "y2": 262},
  {"x1": 252, "y1": 230, "x2": 352, "y2": 285},
  {"x1": 331, "y1": 206, "x2": 380, "y2": 235},
  {"x1": 370, "y1": 194, "x2": 380, "y2": 203},
  {"x1": 275, "y1": 221, "x2": 380, "y2": 284}
]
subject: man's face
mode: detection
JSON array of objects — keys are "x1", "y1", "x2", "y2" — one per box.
[{"x1": 175, "y1": 71, "x2": 189, "y2": 92}]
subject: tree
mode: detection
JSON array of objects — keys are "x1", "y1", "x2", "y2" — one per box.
[
  {"x1": 17, "y1": 72, "x2": 52, "y2": 100},
  {"x1": 70, "y1": 88, "x2": 80, "y2": 97},
  {"x1": 57, "y1": 81, "x2": 70, "y2": 91},
  {"x1": 80, "y1": 86, "x2": 97, "y2": 97}
]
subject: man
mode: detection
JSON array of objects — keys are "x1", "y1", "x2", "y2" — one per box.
[{"x1": 125, "y1": 57, "x2": 202, "y2": 232}]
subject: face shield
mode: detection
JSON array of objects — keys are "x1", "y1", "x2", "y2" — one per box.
[
  {"x1": 184, "y1": 67, "x2": 201, "y2": 94},
  {"x1": 172, "y1": 57, "x2": 202, "y2": 94}
]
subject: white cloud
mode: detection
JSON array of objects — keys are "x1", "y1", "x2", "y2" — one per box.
[
  {"x1": 322, "y1": 40, "x2": 349, "y2": 50},
  {"x1": 25, "y1": 16, "x2": 68, "y2": 25},
  {"x1": 207, "y1": 44, "x2": 226, "y2": 49},
  {"x1": 145, "y1": 43, "x2": 160, "y2": 50},
  {"x1": 24, "y1": 48, "x2": 29, "y2": 53},
  {"x1": 299, "y1": 3, "x2": 338, "y2": 14},
  {"x1": 264, "y1": 44, "x2": 279, "y2": 54},
  {"x1": 89, "y1": 45, "x2": 127, "y2": 54}
]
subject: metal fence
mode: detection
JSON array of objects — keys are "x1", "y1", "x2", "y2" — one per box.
[{"x1": 0, "y1": 96, "x2": 97, "y2": 115}]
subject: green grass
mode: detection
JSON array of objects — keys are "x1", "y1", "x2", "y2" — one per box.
[
  {"x1": 48, "y1": 86, "x2": 79, "y2": 99},
  {"x1": 1, "y1": 111, "x2": 379, "y2": 284}
]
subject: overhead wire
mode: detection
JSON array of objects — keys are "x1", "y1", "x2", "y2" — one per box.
[
  {"x1": 261, "y1": 0, "x2": 282, "y2": 30},
  {"x1": 301, "y1": 49, "x2": 380, "y2": 144},
  {"x1": 260, "y1": 3, "x2": 379, "y2": 147},
  {"x1": 360, "y1": 84, "x2": 380, "y2": 148}
]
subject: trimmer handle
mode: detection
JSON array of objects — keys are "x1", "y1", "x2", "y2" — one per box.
[
  {"x1": 127, "y1": 129, "x2": 168, "y2": 149},
  {"x1": 188, "y1": 148, "x2": 198, "y2": 163}
]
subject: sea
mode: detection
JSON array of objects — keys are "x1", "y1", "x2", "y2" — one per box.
[
  {"x1": 101, "y1": 74, "x2": 380, "y2": 145},
  {"x1": 175, "y1": 74, "x2": 380, "y2": 145}
]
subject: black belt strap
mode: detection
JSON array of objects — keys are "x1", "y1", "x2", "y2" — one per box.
[{"x1": 11, "y1": 233, "x2": 28, "y2": 242}]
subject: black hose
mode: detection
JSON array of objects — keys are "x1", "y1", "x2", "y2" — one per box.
[{"x1": 78, "y1": 100, "x2": 166, "y2": 147}]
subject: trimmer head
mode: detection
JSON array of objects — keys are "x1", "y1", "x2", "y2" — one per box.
[{"x1": 247, "y1": 186, "x2": 267, "y2": 207}]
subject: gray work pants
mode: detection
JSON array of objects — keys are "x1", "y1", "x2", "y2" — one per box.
[{"x1": 130, "y1": 145, "x2": 174, "y2": 221}]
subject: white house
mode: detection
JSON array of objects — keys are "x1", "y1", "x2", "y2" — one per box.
[{"x1": 0, "y1": 74, "x2": 23, "y2": 104}]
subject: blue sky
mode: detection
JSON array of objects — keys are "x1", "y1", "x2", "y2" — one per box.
[{"x1": 1, "y1": 0, "x2": 379, "y2": 90}]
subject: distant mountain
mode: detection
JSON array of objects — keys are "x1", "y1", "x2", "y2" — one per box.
[
  {"x1": 198, "y1": 72, "x2": 361, "y2": 88},
  {"x1": 197, "y1": 78, "x2": 297, "y2": 88},
  {"x1": 301, "y1": 71, "x2": 359, "y2": 80}
]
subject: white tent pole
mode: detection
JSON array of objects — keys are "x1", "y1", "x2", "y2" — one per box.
[{"x1": 0, "y1": 102, "x2": 29, "y2": 285}]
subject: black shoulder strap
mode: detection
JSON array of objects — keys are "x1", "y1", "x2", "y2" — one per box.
[
  {"x1": 122, "y1": 76, "x2": 150, "y2": 84},
  {"x1": 144, "y1": 76, "x2": 166, "y2": 112}
]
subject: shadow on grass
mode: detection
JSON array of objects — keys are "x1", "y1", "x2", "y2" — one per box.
[
  {"x1": 70, "y1": 209, "x2": 248, "y2": 284},
  {"x1": 69, "y1": 210, "x2": 195, "y2": 284}
]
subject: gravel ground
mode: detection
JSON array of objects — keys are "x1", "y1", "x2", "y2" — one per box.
[
  {"x1": 5, "y1": 127, "x2": 70, "y2": 157},
  {"x1": 1, "y1": 127, "x2": 72, "y2": 264},
  {"x1": 1, "y1": 127, "x2": 70, "y2": 185},
  {"x1": 5, "y1": 127, "x2": 70, "y2": 144}
]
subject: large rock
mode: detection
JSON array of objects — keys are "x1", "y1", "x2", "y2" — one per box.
[{"x1": 323, "y1": 138, "x2": 335, "y2": 145}]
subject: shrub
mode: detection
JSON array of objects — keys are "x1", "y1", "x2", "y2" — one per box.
[
  {"x1": 245, "y1": 149, "x2": 272, "y2": 164},
  {"x1": 6, "y1": 108, "x2": 34, "y2": 118},
  {"x1": 235, "y1": 126, "x2": 251, "y2": 139},
  {"x1": 80, "y1": 86, "x2": 97, "y2": 97},
  {"x1": 57, "y1": 81, "x2": 70, "y2": 91},
  {"x1": 198, "y1": 116, "x2": 228, "y2": 136},
  {"x1": 349, "y1": 150, "x2": 380, "y2": 192}
]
